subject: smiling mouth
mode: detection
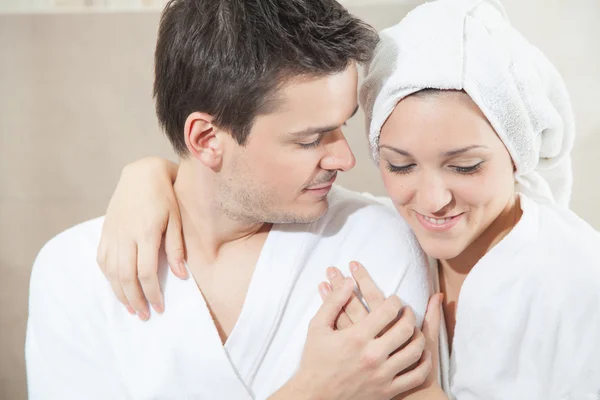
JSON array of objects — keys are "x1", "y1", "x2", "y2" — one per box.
[
  {"x1": 421, "y1": 214, "x2": 461, "y2": 225},
  {"x1": 415, "y1": 211, "x2": 465, "y2": 230}
]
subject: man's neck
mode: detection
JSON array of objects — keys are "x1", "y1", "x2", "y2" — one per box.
[{"x1": 173, "y1": 161, "x2": 271, "y2": 264}]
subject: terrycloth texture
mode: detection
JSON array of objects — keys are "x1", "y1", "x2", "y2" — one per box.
[
  {"x1": 432, "y1": 194, "x2": 600, "y2": 399},
  {"x1": 25, "y1": 186, "x2": 429, "y2": 399},
  {"x1": 359, "y1": 0, "x2": 576, "y2": 206}
]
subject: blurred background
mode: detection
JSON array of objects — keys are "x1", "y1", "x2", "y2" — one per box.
[{"x1": 1, "y1": 0, "x2": 598, "y2": 398}]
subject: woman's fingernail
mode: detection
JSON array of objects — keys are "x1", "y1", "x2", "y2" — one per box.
[
  {"x1": 326, "y1": 267, "x2": 337, "y2": 280},
  {"x1": 350, "y1": 262, "x2": 359, "y2": 272},
  {"x1": 152, "y1": 303, "x2": 164, "y2": 314},
  {"x1": 126, "y1": 305, "x2": 136, "y2": 315},
  {"x1": 178, "y1": 261, "x2": 188, "y2": 279},
  {"x1": 319, "y1": 282, "x2": 332, "y2": 296},
  {"x1": 138, "y1": 310, "x2": 149, "y2": 321}
]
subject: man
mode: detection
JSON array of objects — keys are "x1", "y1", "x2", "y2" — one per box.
[{"x1": 26, "y1": 1, "x2": 431, "y2": 398}]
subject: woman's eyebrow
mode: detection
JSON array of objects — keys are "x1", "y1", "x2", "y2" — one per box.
[
  {"x1": 442, "y1": 145, "x2": 487, "y2": 157},
  {"x1": 379, "y1": 144, "x2": 488, "y2": 158}
]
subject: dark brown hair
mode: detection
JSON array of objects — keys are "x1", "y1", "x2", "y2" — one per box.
[{"x1": 154, "y1": 0, "x2": 379, "y2": 155}]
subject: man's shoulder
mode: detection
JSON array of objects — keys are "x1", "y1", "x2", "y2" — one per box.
[
  {"x1": 304, "y1": 186, "x2": 421, "y2": 261},
  {"x1": 35, "y1": 216, "x2": 105, "y2": 265},
  {"x1": 323, "y1": 185, "x2": 410, "y2": 231},
  {"x1": 31, "y1": 216, "x2": 107, "y2": 299}
]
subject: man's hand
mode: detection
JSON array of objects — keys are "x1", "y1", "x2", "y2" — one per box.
[
  {"x1": 324, "y1": 262, "x2": 446, "y2": 400},
  {"x1": 272, "y1": 270, "x2": 433, "y2": 400}
]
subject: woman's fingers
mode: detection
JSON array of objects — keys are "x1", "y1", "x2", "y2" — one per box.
[
  {"x1": 312, "y1": 278, "x2": 355, "y2": 330},
  {"x1": 118, "y1": 241, "x2": 149, "y2": 320},
  {"x1": 137, "y1": 234, "x2": 164, "y2": 314},
  {"x1": 165, "y1": 209, "x2": 187, "y2": 279},
  {"x1": 326, "y1": 267, "x2": 367, "y2": 326},
  {"x1": 319, "y1": 281, "x2": 353, "y2": 330}
]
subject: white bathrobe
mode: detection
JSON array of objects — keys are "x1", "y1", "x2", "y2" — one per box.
[
  {"x1": 358, "y1": 0, "x2": 600, "y2": 395},
  {"x1": 25, "y1": 186, "x2": 429, "y2": 400},
  {"x1": 362, "y1": 192, "x2": 600, "y2": 399},
  {"x1": 432, "y1": 194, "x2": 600, "y2": 399}
]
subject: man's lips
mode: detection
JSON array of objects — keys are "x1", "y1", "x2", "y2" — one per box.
[{"x1": 306, "y1": 174, "x2": 337, "y2": 190}]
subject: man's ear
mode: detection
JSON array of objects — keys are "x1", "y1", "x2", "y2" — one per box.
[{"x1": 184, "y1": 112, "x2": 223, "y2": 169}]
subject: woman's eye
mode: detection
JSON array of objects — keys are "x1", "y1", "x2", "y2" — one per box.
[
  {"x1": 386, "y1": 162, "x2": 415, "y2": 174},
  {"x1": 451, "y1": 161, "x2": 484, "y2": 175}
]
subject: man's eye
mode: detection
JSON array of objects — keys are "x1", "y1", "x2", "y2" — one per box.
[{"x1": 299, "y1": 136, "x2": 323, "y2": 149}]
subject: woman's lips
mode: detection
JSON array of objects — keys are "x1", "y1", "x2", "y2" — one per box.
[{"x1": 415, "y1": 211, "x2": 464, "y2": 232}]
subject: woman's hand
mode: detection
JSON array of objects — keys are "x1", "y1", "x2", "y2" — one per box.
[{"x1": 96, "y1": 157, "x2": 185, "y2": 320}]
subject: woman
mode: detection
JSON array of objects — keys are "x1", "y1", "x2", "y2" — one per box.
[{"x1": 97, "y1": 0, "x2": 600, "y2": 398}]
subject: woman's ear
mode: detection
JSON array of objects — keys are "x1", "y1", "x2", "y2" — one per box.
[{"x1": 184, "y1": 112, "x2": 223, "y2": 169}]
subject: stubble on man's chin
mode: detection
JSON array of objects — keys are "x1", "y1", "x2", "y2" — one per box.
[{"x1": 223, "y1": 194, "x2": 330, "y2": 225}]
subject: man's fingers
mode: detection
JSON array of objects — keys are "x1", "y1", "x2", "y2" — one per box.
[
  {"x1": 165, "y1": 209, "x2": 187, "y2": 279},
  {"x1": 362, "y1": 295, "x2": 403, "y2": 338},
  {"x1": 118, "y1": 241, "x2": 150, "y2": 321},
  {"x1": 377, "y1": 306, "x2": 419, "y2": 356},
  {"x1": 350, "y1": 261, "x2": 386, "y2": 310},
  {"x1": 326, "y1": 267, "x2": 367, "y2": 324},
  {"x1": 389, "y1": 349, "x2": 432, "y2": 395},
  {"x1": 137, "y1": 235, "x2": 164, "y2": 314},
  {"x1": 383, "y1": 329, "x2": 426, "y2": 376},
  {"x1": 312, "y1": 277, "x2": 354, "y2": 330},
  {"x1": 318, "y1": 282, "x2": 353, "y2": 330}
]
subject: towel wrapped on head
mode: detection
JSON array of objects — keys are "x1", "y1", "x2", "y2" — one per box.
[{"x1": 359, "y1": 0, "x2": 575, "y2": 206}]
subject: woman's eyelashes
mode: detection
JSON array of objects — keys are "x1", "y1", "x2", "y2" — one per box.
[
  {"x1": 450, "y1": 161, "x2": 484, "y2": 175},
  {"x1": 386, "y1": 162, "x2": 415, "y2": 174},
  {"x1": 385, "y1": 161, "x2": 485, "y2": 175}
]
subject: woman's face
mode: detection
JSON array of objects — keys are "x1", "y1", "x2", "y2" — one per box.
[{"x1": 379, "y1": 91, "x2": 515, "y2": 260}]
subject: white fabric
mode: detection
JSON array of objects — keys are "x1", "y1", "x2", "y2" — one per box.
[
  {"x1": 430, "y1": 194, "x2": 600, "y2": 399},
  {"x1": 359, "y1": 0, "x2": 576, "y2": 207},
  {"x1": 25, "y1": 186, "x2": 429, "y2": 400}
]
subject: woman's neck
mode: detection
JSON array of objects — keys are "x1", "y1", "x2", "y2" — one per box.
[
  {"x1": 440, "y1": 195, "x2": 522, "y2": 278},
  {"x1": 438, "y1": 195, "x2": 522, "y2": 352}
]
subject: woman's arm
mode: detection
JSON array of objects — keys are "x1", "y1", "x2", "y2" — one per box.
[{"x1": 97, "y1": 157, "x2": 185, "y2": 320}]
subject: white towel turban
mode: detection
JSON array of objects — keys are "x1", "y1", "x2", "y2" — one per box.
[{"x1": 359, "y1": 0, "x2": 576, "y2": 206}]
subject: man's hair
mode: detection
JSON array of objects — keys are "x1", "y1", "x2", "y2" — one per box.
[{"x1": 154, "y1": 0, "x2": 379, "y2": 155}]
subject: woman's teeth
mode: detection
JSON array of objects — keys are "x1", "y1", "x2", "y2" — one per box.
[{"x1": 423, "y1": 215, "x2": 453, "y2": 225}]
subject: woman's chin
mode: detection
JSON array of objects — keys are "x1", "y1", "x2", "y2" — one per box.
[{"x1": 419, "y1": 238, "x2": 465, "y2": 261}]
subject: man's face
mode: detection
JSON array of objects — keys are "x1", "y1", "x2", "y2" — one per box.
[{"x1": 218, "y1": 64, "x2": 359, "y2": 223}]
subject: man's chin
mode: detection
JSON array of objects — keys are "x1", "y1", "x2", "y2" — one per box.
[{"x1": 268, "y1": 199, "x2": 330, "y2": 224}]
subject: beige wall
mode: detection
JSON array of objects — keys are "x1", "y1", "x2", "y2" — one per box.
[{"x1": 1, "y1": 2, "x2": 598, "y2": 399}]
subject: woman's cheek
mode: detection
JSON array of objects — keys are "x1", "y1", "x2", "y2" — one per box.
[{"x1": 382, "y1": 171, "x2": 413, "y2": 205}]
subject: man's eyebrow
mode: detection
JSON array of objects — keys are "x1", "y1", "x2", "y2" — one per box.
[{"x1": 288, "y1": 104, "x2": 359, "y2": 137}]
